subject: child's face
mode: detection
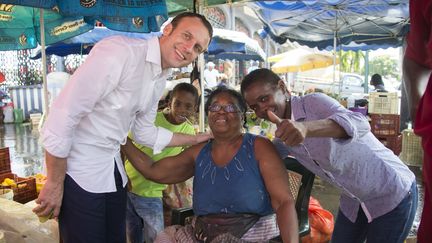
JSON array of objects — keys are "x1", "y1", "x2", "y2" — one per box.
[{"x1": 167, "y1": 90, "x2": 197, "y2": 125}]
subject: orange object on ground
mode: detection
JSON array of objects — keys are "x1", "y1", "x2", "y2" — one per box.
[{"x1": 301, "y1": 196, "x2": 335, "y2": 243}]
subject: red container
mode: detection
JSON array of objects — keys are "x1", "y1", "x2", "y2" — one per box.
[
  {"x1": 370, "y1": 114, "x2": 400, "y2": 137},
  {"x1": 378, "y1": 135, "x2": 402, "y2": 156},
  {"x1": 0, "y1": 147, "x2": 11, "y2": 175}
]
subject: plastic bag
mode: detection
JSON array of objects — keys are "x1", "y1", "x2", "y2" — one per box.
[
  {"x1": 0, "y1": 198, "x2": 59, "y2": 243},
  {"x1": 301, "y1": 196, "x2": 334, "y2": 243}
]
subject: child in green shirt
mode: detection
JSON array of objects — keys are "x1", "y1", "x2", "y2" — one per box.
[{"x1": 125, "y1": 83, "x2": 199, "y2": 243}]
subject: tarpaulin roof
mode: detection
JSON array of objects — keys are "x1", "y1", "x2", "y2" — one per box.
[
  {"x1": 248, "y1": 0, "x2": 410, "y2": 50},
  {"x1": 31, "y1": 27, "x2": 265, "y2": 61}
]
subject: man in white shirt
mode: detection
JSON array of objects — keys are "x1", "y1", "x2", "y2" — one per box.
[
  {"x1": 33, "y1": 12, "x2": 213, "y2": 243},
  {"x1": 203, "y1": 61, "x2": 220, "y2": 89}
]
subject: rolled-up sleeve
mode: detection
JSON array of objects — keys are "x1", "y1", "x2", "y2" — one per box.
[
  {"x1": 41, "y1": 38, "x2": 128, "y2": 158},
  {"x1": 130, "y1": 97, "x2": 173, "y2": 154},
  {"x1": 305, "y1": 93, "x2": 371, "y2": 145}
]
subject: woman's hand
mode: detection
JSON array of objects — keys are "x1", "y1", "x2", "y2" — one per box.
[{"x1": 267, "y1": 110, "x2": 306, "y2": 146}]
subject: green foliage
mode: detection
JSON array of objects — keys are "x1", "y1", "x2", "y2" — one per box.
[
  {"x1": 365, "y1": 55, "x2": 400, "y2": 81},
  {"x1": 246, "y1": 111, "x2": 258, "y2": 128},
  {"x1": 339, "y1": 50, "x2": 365, "y2": 74}
]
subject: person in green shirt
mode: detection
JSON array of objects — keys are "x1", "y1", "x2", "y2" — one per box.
[{"x1": 125, "y1": 82, "x2": 199, "y2": 243}]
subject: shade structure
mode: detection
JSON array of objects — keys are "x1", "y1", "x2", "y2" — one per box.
[
  {"x1": 30, "y1": 27, "x2": 159, "y2": 59},
  {"x1": 270, "y1": 49, "x2": 338, "y2": 74},
  {"x1": 0, "y1": 5, "x2": 93, "y2": 51},
  {"x1": 202, "y1": 28, "x2": 266, "y2": 61},
  {"x1": 1, "y1": 1, "x2": 168, "y2": 33},
  {"x1": 1, "y1": 0, "x2": 169, "y2": 117},
  {"x1": 248, "y1": 0, "x2": 409, "y2": 50},
  {"x1": 31, "y1": 27, "x2": 266, "y2": 61}
]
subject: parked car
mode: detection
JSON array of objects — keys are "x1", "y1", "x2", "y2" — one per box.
[{"x1": 292, "y1": 73, "x2": 367, "y2": 97}]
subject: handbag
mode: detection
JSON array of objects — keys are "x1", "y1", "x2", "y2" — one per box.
[{"x1": 194, "y1": 213, "x2": 260, "y2": 243}]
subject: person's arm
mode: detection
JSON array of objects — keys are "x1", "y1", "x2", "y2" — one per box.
[
  {"x1": 255, "y1": 137, "x2": 299, "y2": 243},
  {"x1": 121, "y1": 138, "x2": 198, "y2": 184},
  {"x1": 268, "y1": 93, "x2": 369, "y2": 146},
  {"x1": 32, "y1": 151, "x2": 66, "y2": 218},
  {"x1": 131, "y1": 92, "x2": 211, "y2": 154},
  {"x1": 269, "y1": 112, "x2": 348, "y2": 145},
  {"x1": 169, "y1": 132, "x2": 212, "y2": 147},
  {"x1": 403, "y1": 54, "x2": 431, "y2": 122},
  {"x1": 402, "y1": 0, "x2": 432, "y2": 122}
]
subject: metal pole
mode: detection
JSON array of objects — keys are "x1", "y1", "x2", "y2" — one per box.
[
  {"x1": 40, "y1": 9, "x2": 49, "y2": 116},
  {"x1": 333, "y1": 30, "x2": 337, "y2": 94},
  {"x1": 265, "y1": 37, "x2": 270, "y2": 69},
  {"x1": 364, "y1": 50, "x2": 369, "y2": 93},
  {"x1": 198, "y1": 1, "x2": 206, "y2": 132}
]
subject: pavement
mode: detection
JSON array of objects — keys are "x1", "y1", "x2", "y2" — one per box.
[{"x1": 0, "y1": 123, "x2": 422, "y2": 241}]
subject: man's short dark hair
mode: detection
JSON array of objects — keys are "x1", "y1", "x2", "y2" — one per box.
[
  {"x1": 240, "y1": 68, "x2": 281, "y2": 96},
  {"x1": 370, "y1": 73, "x2": 384, "y2": 86},
  {"x1": 170, "y1": 12, "x2": 213, "y2": 41}
]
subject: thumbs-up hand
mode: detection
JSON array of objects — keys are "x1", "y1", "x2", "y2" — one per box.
[{"x1": 267, "y1": 110, "x2": 307, "y2": 146}]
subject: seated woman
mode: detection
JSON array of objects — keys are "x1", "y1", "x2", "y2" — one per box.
[{"x1": 122, "y1": 87, "x2": 299, "y2": 243}]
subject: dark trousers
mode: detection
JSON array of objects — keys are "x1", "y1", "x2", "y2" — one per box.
[
  {"x1": 332, "y1": 182, "x2": 418, "y2": 243},
  {"x1": 59, "y1": 163, "x2": 126, "y2": 243}
]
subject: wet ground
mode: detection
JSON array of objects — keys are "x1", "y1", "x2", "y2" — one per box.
[
  {"x1": 0, "y1": 123, "x2": 44, "y2": 177},
  {"x1": 0, "y1": 123, "x2": 423, "y2": 240}
]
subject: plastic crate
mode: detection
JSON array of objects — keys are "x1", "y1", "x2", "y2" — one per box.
[
  {"x1": 370, "y1": 114, "x2": 400, "y2": 137},
  {"x1": 368, "y1": 92, "x2": 399, "y2": 114},
  {"x1": 0, "y1": 147, "x2": 11, "y2": 175},
  {"x1": 400, "y1": 129, "x2": 424, "y2": 166},
  {"x1": 0, "y1": 173, "x2": 37, "y2": 204},
  {"x1": 378, "y1": 135, "x2": 402, "y2": 156}
]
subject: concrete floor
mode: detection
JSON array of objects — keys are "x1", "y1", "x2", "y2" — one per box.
[
  {"x1": 311, "y1": 169, "x2": 423, "y2": 240},
  {"x1": 0, "y1": 123, "x2": 423, "y2": 241}
]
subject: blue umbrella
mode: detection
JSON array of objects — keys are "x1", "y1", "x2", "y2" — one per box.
[
  {"x1": 30, "y1": 27, "x2": 266, "y2": 61},
  {"x1": 248, "y1": 0, "x2": 409, "y2": 50},
  {"x1": 0, "y1": 5, "x2": 95, "y2": 115},
  {"x1": 29, "y1": 27, "x2": 158, "y2": 58},
  {"x1": 207, "y1": 29, "x2": 266, "y2": 61}
]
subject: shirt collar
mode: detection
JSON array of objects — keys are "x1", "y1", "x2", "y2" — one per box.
[
  {"x1": 146, "y1": 36, "x2": 172, "y2": 78},
  {"x1": 290, "y1": 95, "x2": 306, "y2": 121}
]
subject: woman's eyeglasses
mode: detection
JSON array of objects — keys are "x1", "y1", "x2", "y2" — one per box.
[{"x1": 208, "y1": 103, "x2": 239, "y2": 113}]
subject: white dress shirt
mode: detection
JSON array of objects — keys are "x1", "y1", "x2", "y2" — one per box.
[{"x1": 42, "y1": 36, "x2": 173, "y2": 193}]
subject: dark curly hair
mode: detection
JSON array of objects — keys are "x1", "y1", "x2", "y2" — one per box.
[
  {"x1": 170, "y1": 82, "x2": 199, "y2": 105},
  {"x1": 240, "y1": 68, "x2": 280, "y2": 96},
  {"x1": 204, "y1": 86, "x2": 248, "y2": 128}
]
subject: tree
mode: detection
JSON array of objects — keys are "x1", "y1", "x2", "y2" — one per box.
[
  {"x1": 365, "y1": 55, "x2": 400, "y2": 81},
  {"x1": 339, "y1": 50, "x2": 364, "y2": 74}
]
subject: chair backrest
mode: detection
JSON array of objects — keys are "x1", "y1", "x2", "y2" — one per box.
[{"x1": 283, "y1": 156, "x2": 315, "y2": 237}]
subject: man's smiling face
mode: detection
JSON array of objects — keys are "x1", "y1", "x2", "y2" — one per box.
[{"x1": 159, "y1": 17, "x2": 211, "y2": 69}]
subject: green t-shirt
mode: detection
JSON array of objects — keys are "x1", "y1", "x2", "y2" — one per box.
[{"x1": 125, "y1": 112, "x2": 195, "y2": 198}]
